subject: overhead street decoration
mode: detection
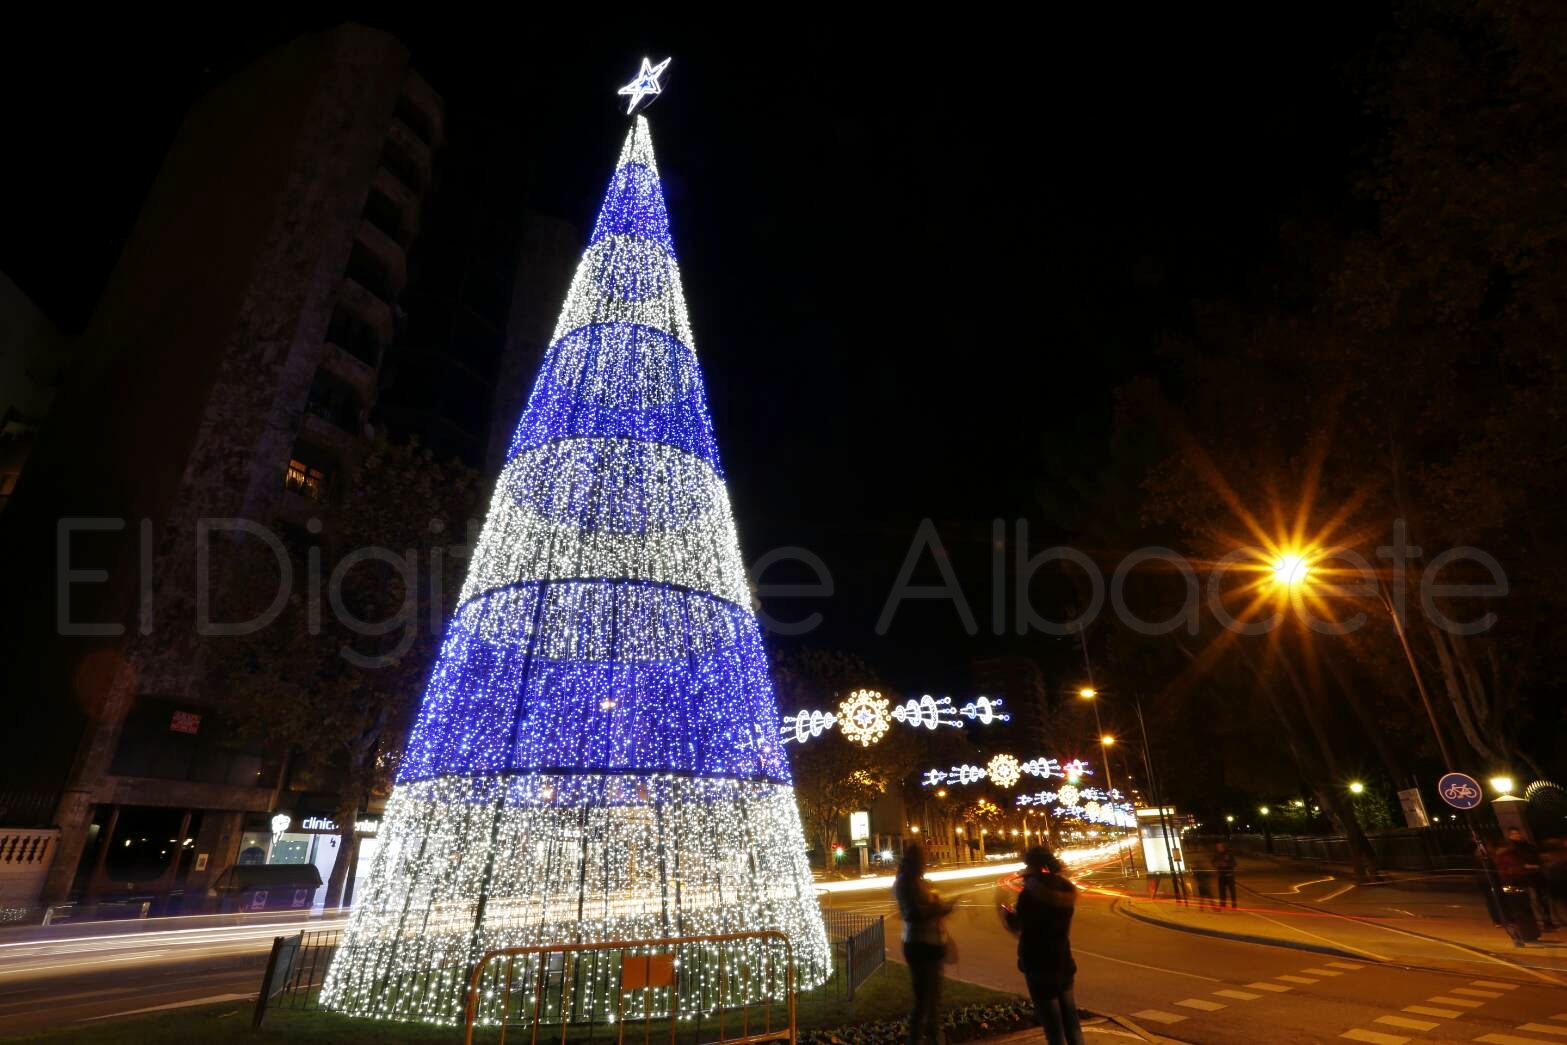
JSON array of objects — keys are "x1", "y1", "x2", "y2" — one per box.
[{"x1": 780, "y1": 692, "x2": 1007, "y2": 744}]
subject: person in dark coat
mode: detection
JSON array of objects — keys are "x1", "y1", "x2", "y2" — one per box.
[
  {"x1": 1004, "y1": 845, "x2": 1085, "y2": 1045},
  {"x1": 1212, "y1": 842, "x2": 1238, "y2": 909},
  {"x1": 894, "y1": 842, "x2": 953, "y2": 1045}
]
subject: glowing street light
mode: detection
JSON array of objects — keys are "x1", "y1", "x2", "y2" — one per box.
[
  {"x1": 1225, "y1": 815, "x2": 1235, "y2": 823},
  {"x1": 1348, "y1": 781, "x2": 1365, "y2": 795},
  {"x1": 1273, "y1": 553, "x2": 1310, "y2": 586},
  {"x1": 1101, "y1": 734, "x2": 1116, "y2": 747},
  {"x1": 1079, "y1": 687, "x2": 1097, "y2": 700},
  {"x1": 1259, "y1": 806, "x2": 1270, "y2": 815},
  {"x1": 1490, "y1": 776, "x2": 1515, "y2": 796}
]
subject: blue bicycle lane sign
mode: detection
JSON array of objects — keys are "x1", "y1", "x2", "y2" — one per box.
[{"x1": 1438, "y1": 772, "x2": 1484, "y2": 810}]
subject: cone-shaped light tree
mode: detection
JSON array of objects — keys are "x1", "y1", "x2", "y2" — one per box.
[{"x1": 320, "y1": 114, "x2": 832, "y2": 1024}]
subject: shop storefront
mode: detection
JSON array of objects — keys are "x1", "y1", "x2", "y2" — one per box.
[{"x1": 236, "y1": 811, "x2": 381, "y2": 909}]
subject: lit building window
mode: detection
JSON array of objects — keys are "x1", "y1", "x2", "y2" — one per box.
[{"x1": 284, "y1": 459, "x2": 328, "y2": 500}]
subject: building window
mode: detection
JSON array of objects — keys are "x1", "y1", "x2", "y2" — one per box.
[
  {"x1": 346, "y1": 244, "x2": 393, "y2": 302},
  {"x1": 394, "y1": 96, "x2": 435, "y2": 146},
  {"x1": 380, "y1": 140, "x2": 424, "y2": 193},
  {"x1": 363, "y1": 190, "x2": 406, "y2": 246},
  {"x1": 326, "y1": 304, "x2": 382, "y2": 368},
  {"x1": 305, "y1": 372, "x2": 361, "y2": 431},
  {"x1": 285, "y1": 459, "x2": 329, "y2": 500}
]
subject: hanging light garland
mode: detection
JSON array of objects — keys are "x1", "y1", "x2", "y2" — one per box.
[{"x1": 780, "y1": 693, "x2": 1004, "y2": 744}]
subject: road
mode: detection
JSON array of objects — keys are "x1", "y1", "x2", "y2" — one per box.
[
  {"x1": 6, "y1": 865, "x2": 1567, "y2": 1044},
  {"x1": 825, "y1": 862, "x2": 1567, "y2": 1045},
  {"x1": 0, "y1": 911, "x2": 343, "y2": 1035}
]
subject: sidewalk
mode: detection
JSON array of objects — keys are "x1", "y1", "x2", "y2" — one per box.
[{"x1": 1093, "y1": 856, "x2": 1567, "y2": 985}]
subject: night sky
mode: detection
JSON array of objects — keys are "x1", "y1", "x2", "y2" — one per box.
[{"x1": 4, "y1": 14, "x2": 1381, "y2": 691}]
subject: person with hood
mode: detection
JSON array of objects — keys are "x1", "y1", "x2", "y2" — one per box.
[
  {"x1": 1004, "y1": 845, "x2": 1084, "y2": 1045},
  {"x1": 894, "y1": 842, "x2": 954, "y2": 1045}
]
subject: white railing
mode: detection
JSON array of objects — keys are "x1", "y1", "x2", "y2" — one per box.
[{"x1": 0, "y1": 828, "x2": 59, "y2": 906}]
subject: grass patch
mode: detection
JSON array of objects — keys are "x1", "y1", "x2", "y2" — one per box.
[{"x1": 9, "y1": 965, "x2": 1024, "y2": 1045}]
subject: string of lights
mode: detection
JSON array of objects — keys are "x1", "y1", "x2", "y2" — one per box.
[
  {"x1": 778, "y1": 692, "x2": 1006, "y2": 744},
  {"x1": 920, "y1": 756, "x2": 1094, "y2": 789},
  {"x1": 322, "y1": 112, "x2": 830, "y2": 1025}
]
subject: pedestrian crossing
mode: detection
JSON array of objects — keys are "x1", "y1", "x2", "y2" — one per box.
[
  {"x1": 1129, "y1": 960, "x2": 1364, "y2": 1028},
  {"x1": 1124, "y1": 960, "x2": 1553, "y2": 1045},
  {"x1": 1336, "y1": 977, "x2": 1540, "y2": 1045}
]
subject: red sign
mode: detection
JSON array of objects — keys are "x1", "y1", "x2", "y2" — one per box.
[{"x1": 169, "y1": 711, "x2": 202, "y2": 735}]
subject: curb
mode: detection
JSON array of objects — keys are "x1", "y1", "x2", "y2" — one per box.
[{"x1": 1112, "y1": 898, "x2": 1368, "y2": 960}]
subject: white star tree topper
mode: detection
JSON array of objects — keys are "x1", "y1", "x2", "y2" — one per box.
[{"x1": 618, "y1": 57, "x2": 671, "y2": 114}]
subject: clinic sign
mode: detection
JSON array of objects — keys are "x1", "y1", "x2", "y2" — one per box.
[{"x1": 298, "y1": 814, "x2": 381, "y2": 835}]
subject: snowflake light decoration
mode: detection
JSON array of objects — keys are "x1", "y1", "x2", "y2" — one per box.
[
  {"x1": 1057, "y1": 784, "x2": 1081, "y2": 808},
  {"x1": 986, "y1": 753, "x2": 1022, "y2": 789},
  {"x1": 837, "y1": 689, "x2": 891, "y2": 747}
]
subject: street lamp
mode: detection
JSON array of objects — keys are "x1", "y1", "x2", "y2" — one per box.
[
  {"x1": 1259, "y1": 806, "x2": 1270, "y2": 816},
  {"x1": 1349, "y1": 781, "x2": 1365, "y2": 795},
  {"x1": 1489, "y1": 776, "x2": 1515, "y2": 796},
  {"x1": 1273, "y1": 554, "x2": 1310, "y2": 587}
]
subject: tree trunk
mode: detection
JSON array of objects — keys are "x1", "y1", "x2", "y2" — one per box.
[{"x1": 322, "y1": 800, "x2": 357, "y2": 910}]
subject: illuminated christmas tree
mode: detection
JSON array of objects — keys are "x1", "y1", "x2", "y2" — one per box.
[{"x1": 319, "y1": 104, "x2": 831, "y2": 1024}]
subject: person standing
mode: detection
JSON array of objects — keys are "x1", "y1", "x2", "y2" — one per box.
[
  {"x1": 1213, "y1": 842, "x2": 1238, "y2": 909},
  {"x1": 1004, "y1": 845, "x2": 1085, "y2": 1045},
  {"x1": 895, "y1": 842, "x2": 954, "y2": 1045}
]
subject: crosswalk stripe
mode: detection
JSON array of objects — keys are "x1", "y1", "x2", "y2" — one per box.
[
  {"x1": 1327, "y1": 961, "x2": 1365, "y2": 970},
  {"x1": 1174, "y1": 997, "x2": 1227, "y2": 1011},
  {"x1": 1214, "y1": 989, "x2": 1261, "y2": 1001},
  {"x1": 1341, "y1": 1029, "x2": 1409, "y2": 1045},
  {"x1": 1518, "y1": 1026, "x2": 1567, "y2": 1037},
  {"x1": 1453, "y1": 987, "x2": 1505, "y2": 998},
  {"x1": 1131, "y1": 1009, "x2": 1187, "y2": 1025},
  {"x1": 1471, "y1": 980, "x2": 1519, "y2": 990},
  {"x1": 1304, "y1": 967, "x2": 1345, "y2": 976},
  {"x1": 1403, "y1": 1005, "x2": 1462, "y2": 1018},
  {"x1": 1278, "y1": 975, "x2": 1319, "y2": 984},
  {"x1": 1475, "y1": 1034, "x2": 1563, "y2": 1045},
  {"x1": 1428, "y1": 996, "x2": 1484, "y2": 1008},
  {"x1": 1374, "y1": 1015, "x2": 1438, "y2": 1031},
  {"x1": 1247, "y1": 982, "x2": 1292, "y2": 992}
]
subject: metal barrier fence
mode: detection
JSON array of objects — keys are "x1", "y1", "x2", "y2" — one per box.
[
  {"x1": 252, "y1": 928, "x2": 341, "y2": 1026},
  {"x1": 1209, "y1": 828, "x2": 1482, "y2": 873},
  {"x1": 463, "y1": 931, "x2": 796, "y2": 1045},
  {"x1": 819, "y1": 909, "x2": 885, "y2": 999}
]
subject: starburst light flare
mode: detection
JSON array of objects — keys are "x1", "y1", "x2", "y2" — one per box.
[{"x1": 321, "y1": 116, "x2": 829, "y2": 1026}]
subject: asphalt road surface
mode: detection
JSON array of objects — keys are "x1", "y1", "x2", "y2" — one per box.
[
  {"x1": 0, "y1": 911, "x2": 341, "y2": 1035},
  {"x1": 826, "y1": 868, "x2": 1567, "y2": 1045},
  {"x1": 7, "y1": 873, "x2": 1567, "y2": 1044}
]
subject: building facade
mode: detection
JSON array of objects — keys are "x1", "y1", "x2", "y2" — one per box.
[{"x1": 0, "y1": 23, "x2": 444, "y2": 910}]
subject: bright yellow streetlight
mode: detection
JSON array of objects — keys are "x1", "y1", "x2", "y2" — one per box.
[
  {"x1": 1101, "y1": 734, "x2": 1116, "y2": 747},
  {"x1": 1273, "y1": 553, "x2": 1310, "y2": 586},
  {"x1": 1259, "y1": 806, "x2": 1270, "y2": 815},
  {"x1": 909, "y1": 824, "x2": 921, "y2": 834},
  {"x1": 1348, "y1": 781, "x2": 1365, "y2": 795},
  {"x1": 1079, "y1": 687, "x2": 1097, "y2": 700},
  {"x1": 1490, "y1": 776, "x2": 1515, "y2": 795}
]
